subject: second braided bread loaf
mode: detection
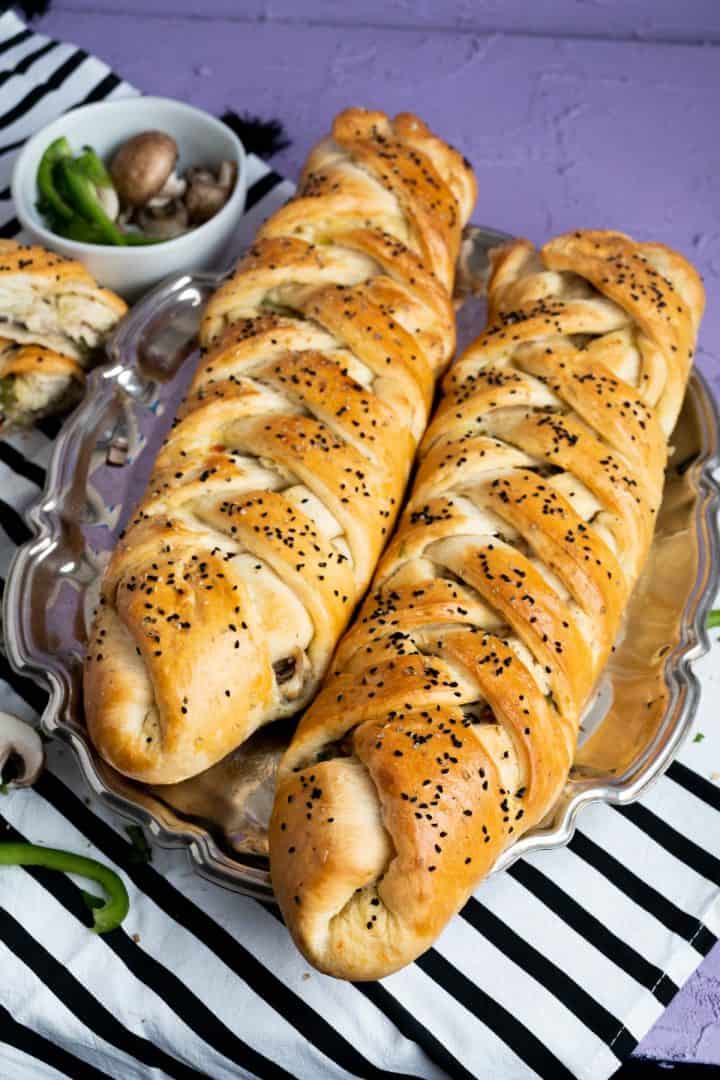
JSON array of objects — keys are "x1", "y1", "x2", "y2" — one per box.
[{"x1": 269, "y1": 229, "x2": 705, "y2": 980}]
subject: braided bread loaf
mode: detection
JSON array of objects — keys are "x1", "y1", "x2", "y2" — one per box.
[
  {"x1": 269, "y1": 229, "x2": 705, "y2": 980},
  {"x1": 84, "y1": 109, "x2": 476, "y2": 784}
]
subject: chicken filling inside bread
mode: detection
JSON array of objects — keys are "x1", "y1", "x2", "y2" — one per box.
[
  {"x1": 0, "y1": 339, "x2": 84, "y2": 425},
  {"x1": 0, "y1": 285, "x2": 122, "y2": 363}
]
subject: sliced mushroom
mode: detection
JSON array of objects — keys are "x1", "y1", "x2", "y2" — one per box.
[
  {"x1": 314, "y1": 733, "x2": 355, "y2": 763},
  {"x1": 110, "y1": 131, "x2": 178, "y2": 207},
  {"x1": 147, "y1": 170, "x2": 187, "y2": 209},
  {"x1": 185, "y1": 181, "x2": 228, "y2": 225},
  {"x1": 272, "y1": 647, "x2": 310, "y2": 702},
  {"x1": 0, "y1": 712, "x2": 44, "y2": 787},
  {"x1": 217, "y1": 160, "x2": 237, "y2": 191},
  {"x1": 185, "y1": 159, "x2": 237, "y2": 225},
  {"x1": 185, "y1": 166, "x2": 216, "y2": 187},
  {"x1": 136, "y1": 198, "x2": 189, "y2": 239},
  {"x1": 273, "y1": 656, "x2": 297, "y2": 684}
]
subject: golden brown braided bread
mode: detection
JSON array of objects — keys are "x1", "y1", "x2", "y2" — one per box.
[
  {"x1": 269, "y1": 229, "x2": 705, "y2": 980},
  {"x1": 85, "y1": 108, "x2": 477, "y2": 784}
]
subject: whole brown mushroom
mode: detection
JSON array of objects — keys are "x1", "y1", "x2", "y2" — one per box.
[{"x1": 110, "y1": 131, "x2": 179, "y2": 208}]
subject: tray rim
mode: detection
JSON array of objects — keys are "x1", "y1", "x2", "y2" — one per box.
[{"x1": 3, "y1": 323, "x2": 720, "y2": 898}]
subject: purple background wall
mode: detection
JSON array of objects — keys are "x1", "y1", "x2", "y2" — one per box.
[{"x1": 32, "y1": 0, "x2": 720, "y2": 1068}]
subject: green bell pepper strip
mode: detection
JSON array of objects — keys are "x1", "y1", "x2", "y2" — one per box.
[
  {"x1": 56, "y1": 158, "x2": 126, "y2": 246},
  {"x1": 55, "y1": 214, "x2": 164, "y2": 247},
  {"x1": 54, "y1": 217, "x2": 112, "y2": 245},
  {"x1": 122, "y1": 231, "x2": 166, "y2": 246},
  {"x1": 75, "y1": 148, "x2": 119, "y2": 218},
  {"x1": 36, "y1": 136, "x2": 74, "y2": 222},
  {"x1": 75, "y1": 146, "x2": 114, "y2": 189},
  {"x1": 708, "y1": 610, "x2": 720, "y2": 629},
  {"x1": 0, "y1": 843, "x2": 130, "y2": 933}
]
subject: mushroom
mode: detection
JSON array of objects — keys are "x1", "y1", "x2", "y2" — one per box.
[
  {"x1": 185, "y1": 159, "x2": 237, "y2": 225},
  {"x1": 272, "y1": 646, "x2": 310, "y2": 703},
  {"x1": 0, "y1": 712, "x2": 44, "y2": 788},
  {"x1": 110, "y1": 131, "x2": 179, "y2": 208},
  {"x1": 147, "y1": 171, "x2": 187, "y2": 209},
  {"x1": 136, "y1": 197, "x2": 189, "y2": 239}
]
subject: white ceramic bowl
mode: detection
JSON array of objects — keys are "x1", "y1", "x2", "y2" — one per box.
[{"x1": 12, "y1": 96, "x2": 247, "y2": 299}]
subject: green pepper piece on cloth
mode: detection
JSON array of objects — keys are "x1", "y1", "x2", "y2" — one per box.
[{"x1": 0, "y1": 842, "x2": 130, "y2": 933}]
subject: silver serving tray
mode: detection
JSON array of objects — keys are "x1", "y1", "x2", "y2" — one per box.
[{"x1": 4, "y1": 267, "x2": 720, "y2": 899}]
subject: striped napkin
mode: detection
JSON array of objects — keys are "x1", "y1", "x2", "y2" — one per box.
[{"x1": 1, "y1": 11, "x2": 719, "y2": 1079}]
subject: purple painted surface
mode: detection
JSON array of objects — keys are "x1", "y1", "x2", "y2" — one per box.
[
  {"x1": 33, "y1": 0, "x2": 720, "y2": 1068},
  {"x1": 52, "y1": 0, "x2": 720, "y2": 44}
]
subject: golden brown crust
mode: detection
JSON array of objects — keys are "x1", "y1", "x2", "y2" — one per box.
[
  {"x1": 0, "y1": 337, "x2": 85, "y2": 428},
  {"x1": 0, "y1": 239, "x2": 126, "y2": 362},
  {"x1": 0, "y1": 338, "x2": 83, "y2": 379},
  {"x1": 0, "y1": 239, "x2": 126, "y2": 314},
  {"x1": 85, "y1": 108, "x2": 477, "y2": 784},
  {"x1": 269, "y1": 228, "x2": 705, "y2": 980}
]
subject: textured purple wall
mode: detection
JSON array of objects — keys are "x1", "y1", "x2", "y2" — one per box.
[
  {"x1": 34, "y1": 0, "x2": 720, "y2": 1067},
  {"x1": 47, "y1": 0, "x2": 720, "y2": 43}
]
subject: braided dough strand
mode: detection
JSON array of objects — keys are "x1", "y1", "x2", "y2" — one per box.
[
  {"x1": 85, "y1": 109, "x2": 476, "y2": 784},
  {"x1": 270, "y1": 229, "x2": 705, "y2": 980}
]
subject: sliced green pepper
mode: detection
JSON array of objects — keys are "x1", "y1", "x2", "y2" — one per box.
[
  {"x1": 56, "y1": 158, "x2": 126, "y2": 246},
  {"x1": 0, "y1": 842, "x2": 130, "y2": 933},
  {"x1": 37, "y1": 139, "x2": 171, "y2": 246},
  {"x1": 708, "y1": 610, "x2": 720, "y2": 629},
  {"x1": 55, "y1": 215, "x2": 161, "y2": 247},
  {"x1": 75, "y1": 148, "x2": 121, "y2": 220},
  {"x1": 54, "y1": 218, "x2": 113, "y2": 245},
  {"x1": 36, "y1": 136, "x2": 74, "y2": 222},
  {"x1": 75, "y1": 146, "x2": 114, "y2": 188},
  {"x1": 122, "y1": 231, "x2": 166, "y2": 246}
]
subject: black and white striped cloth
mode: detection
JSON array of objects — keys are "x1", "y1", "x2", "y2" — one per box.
[{"x1": 1, "y1": 11, "x2": 719, "y2": 1079}]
